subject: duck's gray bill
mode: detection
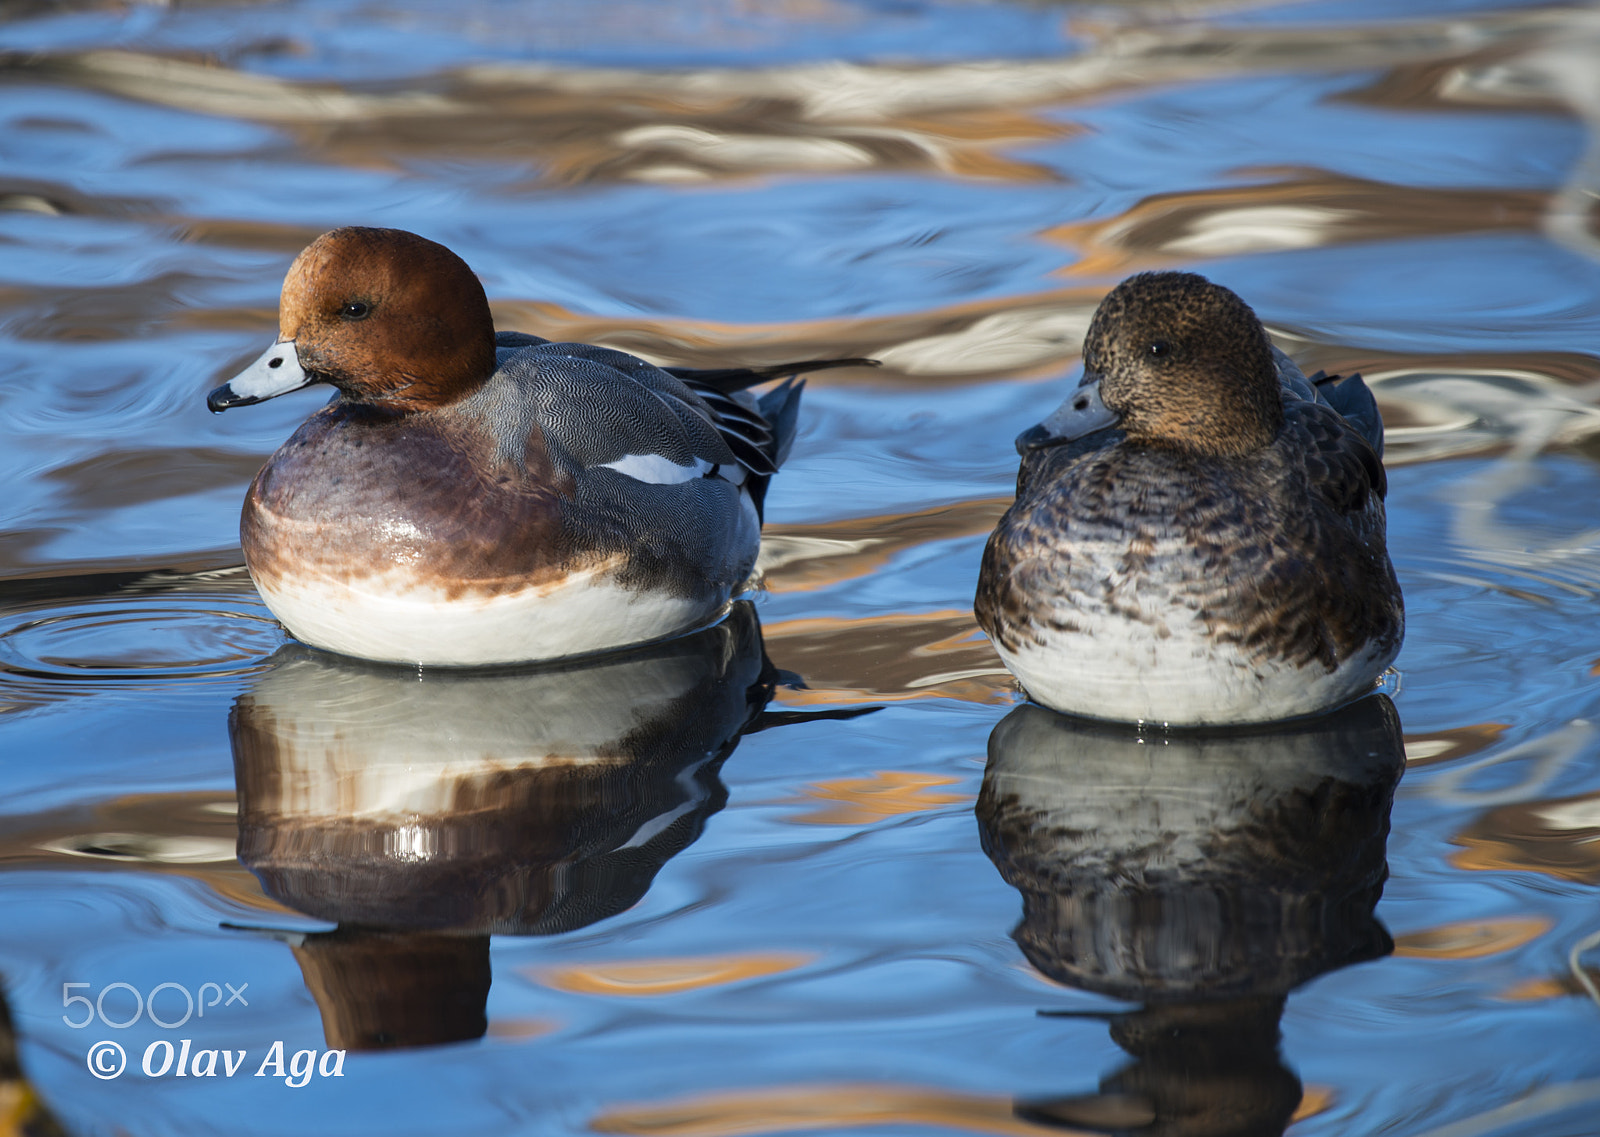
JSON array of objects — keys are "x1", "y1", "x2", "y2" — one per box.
[
  {"x1": 1015, "y1": 379, "x2": 1120, "y2": 453},
  {"x1": 207, "y1": 340, "x2": 312, "y2": 413}
]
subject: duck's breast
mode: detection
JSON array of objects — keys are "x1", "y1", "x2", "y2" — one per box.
[
  {"x1": 978, "y1": 438, "x2": 1401, "y2": 723},
  {"x1": 242, "y1": 388, "x2": 760, "y2": 664},
  {"x1": 243, "y1": 403, "x2": 572, "y2": 598}
]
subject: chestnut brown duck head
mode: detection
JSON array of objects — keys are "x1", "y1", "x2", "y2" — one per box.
[{"x1": 208, "y1": 228, "x2": 497, "y2": 414}]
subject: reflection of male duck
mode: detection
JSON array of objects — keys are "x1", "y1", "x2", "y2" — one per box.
[
  {"x1": 228, "y1": 603, "x2": 777, "y2": 1051},
  {"x1": 977, "y1": 697, "x2": 1404, "y2": 1136}
]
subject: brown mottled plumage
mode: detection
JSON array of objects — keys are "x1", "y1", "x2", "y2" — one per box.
[
  {"x1": 1081, "y1": 269, "x2": 1285, "y2": 457},
  {"x1": 975, "y1": 272, "x2": 1403, "y2": 725}
]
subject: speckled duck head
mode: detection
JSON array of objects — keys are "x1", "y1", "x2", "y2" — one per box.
[
  {"x1": 1019, "y1": 272, "x2": 1285, "y2": 458},
  {"x1": 207, "y1": 227, "x2": 497, "y2": 414}
]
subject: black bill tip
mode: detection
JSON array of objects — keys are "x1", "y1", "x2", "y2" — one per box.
[
  {"x1": 1015, "y1": 422, "x2": 1058, "y2": 454},
  {"x1": 206, "y1": 383, "x2": 262, "y2": 413}
]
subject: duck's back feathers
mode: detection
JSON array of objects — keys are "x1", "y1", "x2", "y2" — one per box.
[
  {"x1": 492, "y1": 333, "x2": 835, "y2": 478},
  {"x1": 488, "y1": 339, "x2": 829, "y2": 522},
  {"x1": 665, "y1": 357, "x2": 874, "y2": 478},
  {"x1": 1313, "y1": 369, "x2": 1383, "y2": 458},
  {"x1": 664, "y1": 356, "x2": 877, "y2": 391},
  {"x1": 492, "y1": 345, "x2": 737, "y2": 476},
  {"x1": 755, "y1": 378, "x2": 805, "y2": 470},
  {"x1": 678, "y1": 381, "x2": 782, "y2": 477},
  {"x1": 1293, "y1": 398, "x2": 1386, "y2": 513}
]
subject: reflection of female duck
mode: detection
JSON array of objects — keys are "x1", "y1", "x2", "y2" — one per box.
[
  {"x1": 977, "y1": 697, "x2": 1404, "y2": 1136},
  {"x1": 229, "y1": 603, "x2": 774, "y2": 1050}
]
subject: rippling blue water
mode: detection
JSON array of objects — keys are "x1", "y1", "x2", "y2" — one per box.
[{"x1": 4, "y1": 1, "x2": 1600, "y2": 1135}]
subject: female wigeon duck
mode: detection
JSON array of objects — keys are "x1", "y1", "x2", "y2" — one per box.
[
  {"x1": 208, "y1": 226, "x2": 871, "y2": 666},
  {"x1": 975, "y1": 271, "x2": 1403, "y2": 725}
]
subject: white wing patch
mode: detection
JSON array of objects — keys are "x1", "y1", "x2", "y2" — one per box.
[{"x1": 598, "y1": 453, "x2": 713, "y2": 484}]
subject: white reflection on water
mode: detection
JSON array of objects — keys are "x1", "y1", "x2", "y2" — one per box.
[
  {"x1": 1457, "y1": 7, "x2": 1600, "y2": 261},
  {"x1": 1408, "y1": 1078, "x2": 1600, "y2": 1137},
  {"x1": 1426, "y1": 718, "x2": 1595, "y2": 806},
  {"x1": 5, "y1": 0, "x2": 1600, "y2": 1134}
]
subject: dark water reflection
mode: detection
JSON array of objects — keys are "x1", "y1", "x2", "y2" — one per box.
[
  {"x1": 232, "y1": 604, "x2": 776, "y2": 1050},
  {"x1": 979, "y1": 699, "x2": 1403, "y2": 1136},
  {"x1": 4, "y1": 0, "x2": 1600, "y2": 1134}
]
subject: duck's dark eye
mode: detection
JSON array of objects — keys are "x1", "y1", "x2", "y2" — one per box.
[
  {"x1": 1148, "y1": 340, "x2": 1170, "y2": 358},
  {"x1": 340, "y1": 300, "x2": 372, "y2": 321}
]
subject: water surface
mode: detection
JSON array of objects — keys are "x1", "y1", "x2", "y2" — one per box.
[{"x1": 4, "y1": 1, "x2": 1600, "y2": 1135}]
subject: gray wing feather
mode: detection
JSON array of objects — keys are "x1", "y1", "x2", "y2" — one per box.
[
  {"x1": 493, "y1": 340, "x2": 807, "y2": 480},
  {"x1": 494, "y1": 348, "x2": 737, "y2": 471},
  {"x1": 1314, "y1": 371, "x2": 1383, "y2": 458},
  {"x1": 455, "y1": 339, "x2": 779, "y2": 598},
  {"x1": 757, "y1": 379, "x2": 804, "y2": 469},
  {"x1": 1272, "y1": 344, "x2": 1383, "y2": 457},
  {"x1": 1271, "y1": 345, "x2": 1318, "y2": 404},
  {"x1": 495, "y1": 331, "x2": 552, "y2": 350}
]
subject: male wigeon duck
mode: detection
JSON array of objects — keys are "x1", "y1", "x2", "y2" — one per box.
[
  {"x1": 975, "y1": 271, "x2": 1403, "y2": 725},
  {"x1": 207, "y1": 226, "x2": 871, "y2": 666}
]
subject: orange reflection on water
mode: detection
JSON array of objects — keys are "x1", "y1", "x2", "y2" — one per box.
[
  {"x1": 1292, "y1": 1086, "x2": 1337, "y2": 1124},
  {"x1": 782, "y1": 771, "x2": 969, "y2": 826},
  {"x1": 489, "y1": 287, "x2": 1105, "y2": 385},
  {"x1": 0, "y1": 789, "x2": 298, "y2": 916},
  {"x1": 0, "y1": 1077, "x2": 57, "y2": 1137},
  {"x1": 1498, "y1": 976, "x2": 1572, "y2": 1001},
  {"x1": 1402, "y1": 722, "x2": 1511, "y2": 767},
  {"x1": 1045, "y1": 171, "x2": 1545, "y2": 278},
  {"x1": 591, "y1": 1082, "x2": 1075, "y2": 1136},
  {"x1": 764, "y1": 610, "x2": 1011, "y2": 706},
  {"x1": 760, "y1": 498, "x2": 1010, "y2": 594},
  {"x1": 486, "y1": 1018, "x2": 562, "y2": 1041},
  {"x1": 1393, "y1": 916, "x2": 1552, "y2": 959},
  {"x1": 1451, "y1": 791, "x2": 1600, "y2": 883},
  {"x1": 534, "y1": 953, "x2": 813, "y2": 997}
]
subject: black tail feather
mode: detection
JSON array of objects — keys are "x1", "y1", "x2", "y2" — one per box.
[
  {"x1": 757, "y1": 377, "x2": 805, "y2": 472},
  {"x1": 669, "y1": 360, "x2": 838, "y2": 522},
  {"x1": 664, "y1": 357, "x2": 878, "y2": 393},
  {"x1": 1310, "y1": 370, "x2": 1383, "y2": 458}
]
